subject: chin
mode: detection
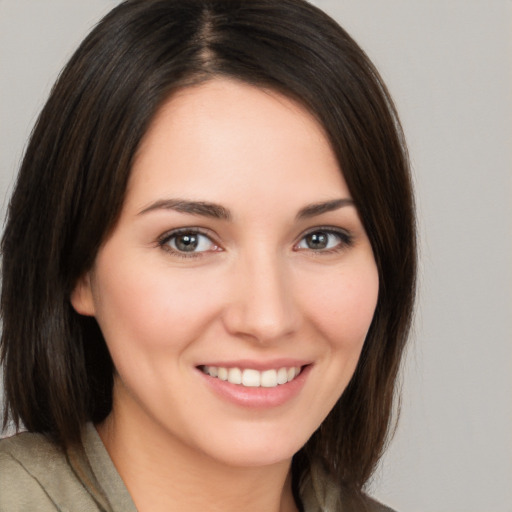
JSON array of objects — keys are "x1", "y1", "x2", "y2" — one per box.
[{"x1": 193, "y1": 425, "x2": 308, "y2": 469}]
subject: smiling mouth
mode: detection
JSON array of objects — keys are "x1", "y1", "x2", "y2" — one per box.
[{"x1": 199, "y1": 365, "x2": 303, "y2": 388}]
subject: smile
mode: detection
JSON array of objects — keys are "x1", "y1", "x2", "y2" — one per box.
[{"x1": 199, "y1": 365, "x2": 302, "y2": 388}]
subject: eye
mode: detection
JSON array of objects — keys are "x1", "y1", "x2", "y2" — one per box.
[
  {"x1": 296, "y1": 228, "x2": 353, "y2": 252},
  {"x1": 159, "y1": 229, "x2": 219, "y2": 256}
]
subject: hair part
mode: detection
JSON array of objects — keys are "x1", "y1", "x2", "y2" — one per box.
[{"x1": 1, "y1": 0, "x2": 416, "y2": 498}]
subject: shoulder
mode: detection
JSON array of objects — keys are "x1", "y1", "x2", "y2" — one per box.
[
  {"x1": 300, "y1": 460, "x2": 397, "y2": 512},
  {"x1": 1, "y1": 429, "x2": 62, "y2": 462},
  {"x1": 0, "y1": 431, "x2": 102, "y2": 512},
  {"x1": 0, "y1": 432, "x2": 62, "y2": 511},
  {"x1": 362, "y1": 494, "x2": 397, "y2": 512}
]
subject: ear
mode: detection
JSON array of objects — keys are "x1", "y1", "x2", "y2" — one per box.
[{"x1": 70, "y1": 273, "x2": 96, "y2": 316}]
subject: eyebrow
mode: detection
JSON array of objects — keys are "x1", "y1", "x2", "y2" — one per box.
[
  {"x1": 296, "y1": 198, "x2": 354, "y2": 219},
  {"x1": 138, "y1": 199, "x2": 231, "y2": 220},
  {"x1": 138, "y1": 197, "x2": 354, "y2": 221}
]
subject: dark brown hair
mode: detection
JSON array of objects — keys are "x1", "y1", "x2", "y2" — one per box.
[{"x1": 1, "y1": 0, "x2": 415, "y2": 501}]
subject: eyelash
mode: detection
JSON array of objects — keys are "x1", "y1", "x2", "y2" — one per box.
[
  {"x1": 295, "y1": 226, "x2": 354, "y2": 254},
  {"x1": 157, "y1": 228, "x2": 219, "y2": 259},
  {"x1": 157, "y1": 226, "x2": 354, "y2": 259}
]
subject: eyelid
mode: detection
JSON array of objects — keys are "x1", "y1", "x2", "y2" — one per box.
[
  {"x1": 294, "y1": 225, "x2": 354, "y2": 252},
  {"x1": 156, "y1": 225, "x2": 353, "y2": 259},
  {"x1": 157, "y1": 227, "x2": 221, "y2": 258}
]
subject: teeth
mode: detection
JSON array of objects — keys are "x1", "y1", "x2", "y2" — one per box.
[
  {"x1": 201, "y1": 365, "x2": 302, "y2": 387},
  {"x1": 276, "y1": 367, "x2": 288, "y2": 385},
  {"x1": 242, "y1": 369, "x2": 260, "y2": 387},
  {"x1": 228, "y1": 367, "x2": 242, "y2": 385},
  {"x1": 261, "y1": 369, "x2": 277, "y2": 388}
]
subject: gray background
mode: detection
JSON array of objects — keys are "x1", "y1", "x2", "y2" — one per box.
[{"x1": 1, "y1": 1, "x2": 511, "y2": 511}]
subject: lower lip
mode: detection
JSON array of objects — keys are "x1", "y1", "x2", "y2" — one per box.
[{"x1": 197, "y1": 365, "x2": 311, "y2": 408}]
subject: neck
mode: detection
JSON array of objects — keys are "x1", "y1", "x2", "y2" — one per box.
[{"x1": 96, "y1": 408, "x2": 298, "y2": 512}]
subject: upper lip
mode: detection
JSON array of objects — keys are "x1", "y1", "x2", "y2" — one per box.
[{"x1": 196, "y1": 359, "x2": 312, "y2": 371}]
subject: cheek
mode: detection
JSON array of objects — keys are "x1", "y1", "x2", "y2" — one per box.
[
  {"x1": 304, "y1": 260, "x2": 379, "y2": 350},
  {"x1": 90, "y1": 261, "x2": 225, "y2": 355}
]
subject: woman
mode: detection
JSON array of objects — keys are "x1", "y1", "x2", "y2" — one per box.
[{"x1": 0, "y1": 0, "x2": 416, "y2": 511}]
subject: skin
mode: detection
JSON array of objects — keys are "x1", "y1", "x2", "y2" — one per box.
[{"x1": 72, "y1": 78, "x2": 379, "y2": 512}]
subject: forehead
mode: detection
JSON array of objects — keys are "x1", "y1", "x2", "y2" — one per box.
[{"x1": 127, "y1": 78, "x2": 349, "y2": 211}]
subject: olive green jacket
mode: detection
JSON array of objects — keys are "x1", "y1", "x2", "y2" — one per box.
[{"x1": 0, "y1": 424, "x2": 394, "y2": 511}]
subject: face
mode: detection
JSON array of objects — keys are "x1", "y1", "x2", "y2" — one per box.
[{"x1": 72, "y1": 78, "x2": 379, "y2": 468}]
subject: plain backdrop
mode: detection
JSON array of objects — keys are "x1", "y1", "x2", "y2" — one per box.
[{"x1": 1, "y1": 1, "x2": 511, "y2": 511}]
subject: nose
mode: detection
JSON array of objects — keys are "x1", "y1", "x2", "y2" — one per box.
[{"x1": 222, "y1": 251, "x2": 301, "y2": 344}]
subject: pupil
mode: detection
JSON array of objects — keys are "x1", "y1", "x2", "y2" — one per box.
[
  {"x1": 308, "y1": 232, "x2": 327, "y2": 249},
  {"x1": 176, "y1": 234, "x2": 198, "y2": 252}
]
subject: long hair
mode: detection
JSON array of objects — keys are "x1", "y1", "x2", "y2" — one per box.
[{"x1": 1, "y1": 0, "x2": 416, "y2": 496}]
